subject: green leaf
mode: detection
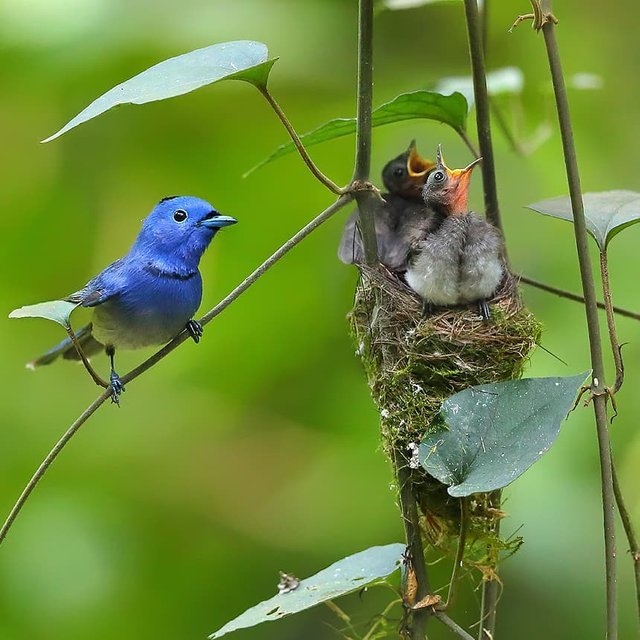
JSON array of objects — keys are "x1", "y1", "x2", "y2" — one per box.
[
  {"x1": 526, "y1": 190, "x2": 640, "y2": 251},
  {"x1": 209, "y1": 544, "x2": 405, "y2": 639},
  {"x1": 43, "y1": 41, "x2": 275, "y2": 143},
  {"x1": 9, "y1": 300, "x2": 79, "y2": 328},
  {"x1": 245, "y1": 90, "x2": 468, "y2": 176},
  {"x1": 435, "y1": 67, "x2": 524, "y2": 109},
  {"x1": 419, "y1": 373, "x2": 590, "y2": 497}
]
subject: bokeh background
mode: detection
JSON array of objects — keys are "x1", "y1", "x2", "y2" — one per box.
[{"x1": 1, "y1": 0, "x2": 639, "y2": 638}]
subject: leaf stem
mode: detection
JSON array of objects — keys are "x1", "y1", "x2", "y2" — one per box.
[
  {"x1": 478, "y1": 489, "x2": 501, "y2": 640},
  {"x1": 0, "y1": 195, "x2": 353, "y2": 546},
  {"x1": 353, "y1": 0, "x2": 379, "y2": 267},
  {"x1": 433, "y1": 610, "x2": 475, "y2": 640},
  {"x1": 462, "y1": 0, "x2": 503, "y2": 234},
  {"x1": 65, "y1": 325, "x2": 108, "y2": 388},
  {"x1": 537, "y1": 13, "x2": 617, "y2": 637},
  {"x1": 518, "y1": 273, "x2": 640, "y2": 322},
  {"x1": 443, "y1": 498, "x2": 468, "y2": 609},
  {"x1": 457, "y1": 128, "x2": 481, "y2": 159},
  {"x1": 259, "y1": 88, "x2": 343, "y2": 195},
  {"x1": 599, "y1": 252, "x2": 624, "y2": 393}
]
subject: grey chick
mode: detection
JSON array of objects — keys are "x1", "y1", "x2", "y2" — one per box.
[
  {"x1": 338, "y1": 140, "x2": 439, "y2": 271},
  {"x1": 405, "y1": 144, "x2": 505, "y2": 320}
]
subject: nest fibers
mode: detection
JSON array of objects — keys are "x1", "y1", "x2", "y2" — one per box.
[{"x1": 350, "y1": 266, "x2": 542, "y2": 565}]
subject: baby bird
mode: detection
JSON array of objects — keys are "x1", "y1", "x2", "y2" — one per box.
[
  {"x1": 15, "y1": 196, "x2": 237, "y2": 403},
  {"x1": 405, "y1": 145, "x2": 504, "y2": 320},
  {"x1": 338, "y1": 140, "x2": 439, "y2": 271}
]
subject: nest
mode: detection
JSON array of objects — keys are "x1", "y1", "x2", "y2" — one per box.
[{"x1": 350, "y1": 266, "x2": 541, "y2": 566}]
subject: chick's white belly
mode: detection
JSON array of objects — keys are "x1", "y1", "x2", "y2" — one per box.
[
  {"x1": 91, "y1": 302, "x2": 192, "y2": 350},
  {"x1": 406, "y1": 250, "x2": 460, "y2": 306},
  {"x1": 458, "y1": 254, "x2": 504, "y2": 303}
]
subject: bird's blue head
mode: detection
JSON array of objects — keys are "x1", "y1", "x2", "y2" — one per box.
[{"x1": 132, "y1": 196, "x2": 237, "y2": 271}]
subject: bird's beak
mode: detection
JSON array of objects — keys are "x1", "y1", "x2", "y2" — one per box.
[
  {"x1": 435, "y1": 144, "x2": 482, "y2": 214},
  {"x1": 448, "y1": 156, "x2": 482, "y2": 192},
  {"x1": 199, "y1": 213, "x2": 238, "y2": 229},
  {"x1": 407, "y1": 140, "x2": 436, "y2": 177}
]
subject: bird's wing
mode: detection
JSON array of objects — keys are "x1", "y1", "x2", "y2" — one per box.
[{"x1": 65, "y1": 259, "x2": 128, "y2": 308}]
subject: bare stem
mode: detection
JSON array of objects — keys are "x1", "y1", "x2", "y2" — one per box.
[
  {"x1": 599, "y1": 252, "x2": 624, "y2": 393},
  {"x1": 394, "y1": 449, "x2": 431, "y2": 640},
  {"x1": 433, "y1": 610, "x2": 476, "y2": 640},
  {"x1": 478, "y1": 489, "x2": 501, "y2": 640},
  {"x1": 352, "y1": 0, "x2": 379, "y2": 267},
  {"x1": 537, "y1": 13, "x2": 617, "y2": 637},
  {"x1": 463, "y1": 0, "x2": 503, "y2": 234},
  {"x1": 66, "y1": 325, "x2": 108, "y2": 388},
  {"x1": 457, "y1": 128, "x2": 481, "y2": 159},
  {"x1": 0, "y1": 390, "x2": 110, "y2": 545},
  {"x1": 612, "y1": 459, "x2": 640, "y2": 625},
  {"x1": 443, "y1": 498, "x2": 468, "y2": 609},
  {"x1": 518, "y1": 273, "x2": 640, "y2": 322},
  {"x1": 259, "y1": 88, "x2": 343, "y2": 195},
  {"x1": 0, "y1": 195, "x2": 353, "y2": 547}
]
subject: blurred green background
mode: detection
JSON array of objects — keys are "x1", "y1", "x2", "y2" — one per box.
[{"x1": 1, "y1": 0, "x2": 639, "y2": 638}]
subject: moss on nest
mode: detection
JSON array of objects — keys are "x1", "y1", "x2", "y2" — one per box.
[{"x1": 350, "y1": 265, "x2": 541, "y2": 562}]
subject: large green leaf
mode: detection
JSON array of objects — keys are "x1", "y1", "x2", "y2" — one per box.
[
  {"x1": 43, "y1": 41, "x2": 275, "y2": 143},
  {"x1": 9, "y1": 300, "x2": 79, "y2": 328},
  {"x1": 419, "y1": 373, "x2": 589, "y2": 497},
  {"x1": 526, "y1": 190, "x2": 640, "y2": 251},
  {"x1": 245, "y1": 90, "x2": 468, "y2": 176},
  {"x1": 209, "y1": 544, "x2": 405, "y2": 639}
]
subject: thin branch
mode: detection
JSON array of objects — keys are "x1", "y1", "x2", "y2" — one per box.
[
  {"x1": 457, "y1": 128, "x2": 481, "y2": 159},
  {"x1": 443, "y1": 498, "x2": 468, "y2": 609},
  {"x1": 612, "y1": 459, "x2": 640, "y2": 625},
  {"x1": 259, "y1": 88, "x2": 343, "y2": 195},
  {"x1": 352, "y1": 0, "x2": 379, "y2": 267},
  {"x1": 0, "y1": 195, "x2": 353, "y2": 547},
  {"x1": 66, "y1": 325, "x2": 108, "y2": 388},
  {"x1": 599, "y1": 252, "x2": 624, "y2": 393},
  {"x1": 0, "y1": 390, "x2": 110, "y2": 545},
  {"x1": 394, "y1": 449, "x2": 431, "y2": 640},
  {"x1": 433, "y1": 610, "x2": 476, "y2": 640},
  {"x1": 518, "y1": 273, "x2": 640, "y2": 322},
  {"x1": 532, "y1": 9, "x2": 618, "y2": 637},
  {"x1": 478, "y1": 489, "x2": 501, "y2": 640},
  {"x1": 463, "y1": 0, "x2": 504, "y2": 234}
]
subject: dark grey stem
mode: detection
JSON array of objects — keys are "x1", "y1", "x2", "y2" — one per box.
[
  {"x1": 394, "y1": 450, "x2": 431, "y2": 640},
  {"x1": 462, "y1": 0, "x2": 503, "y2": 234},
  {"x1": 518, "y1": 273, "x2": 640, "y2": 322},
  {"x1": 0, "y1": 390, "x2": 110, "y2": 545},
  {"x1": 0, "y1": 195, "x2": 353, "y2": 547},
  {"x1": 352, "y1": 0, "x2": 379, "y2": 267},
  {"x1": 433, "y1": 610, "x2": 476, "y2": 640},
  {"x1": 612, "y1": 460, "x2": 640, "y2": 625},
  {"x1": 599, "y1": 252, "x2": 624, "y2": 392},
  {"x1": 260, "y1": 88, "x2": 343, "y2": 195},
  {"x1": 540, "y1": 16, "x2": 617, "y2": 638}
]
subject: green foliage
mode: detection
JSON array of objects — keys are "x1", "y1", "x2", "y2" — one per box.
[
  {"x1": 9, "y1": 300, "x2": 78, "y2": 328},
  {"x1": 419, "y1": 373, "x2": 590, "y2": 497},
  {"x1": 527, "y1": 190, "x2": 640, "y2": 250},
  {"x1": 43, "y1": 41, "x2": 276, "y2": 143},
  {"x1": 246, "y1": 90, "x2": 468, "y2": 175},
  {"x1": 209, "y1": 544, "x2": 404, "y2": 639}
]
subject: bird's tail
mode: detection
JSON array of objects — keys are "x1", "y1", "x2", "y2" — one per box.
[{"x1": 27, "y1": 323, "x2": 103, "y2": 369}]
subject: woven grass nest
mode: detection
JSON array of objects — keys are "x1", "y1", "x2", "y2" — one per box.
[{"x1": 350, "y1": 265, "x2": 542, "y2": 563}]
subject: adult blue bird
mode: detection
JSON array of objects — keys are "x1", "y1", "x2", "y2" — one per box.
[{"x1": 18, "y1": 195, "x2": 237, "y2": 404}]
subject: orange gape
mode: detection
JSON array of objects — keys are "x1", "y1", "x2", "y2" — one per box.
[{"x1": 446, "y1": 169, "x2": 474, "y2": 216}]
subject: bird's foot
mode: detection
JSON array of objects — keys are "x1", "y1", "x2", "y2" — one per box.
[
  {"x1": 110, "y1": 371, "x2": 125, "y2": 406},
  {"x1": 186, "y1": 319, "x2": 203, "y2": 344},
  {"x1": 421, "y1": 301, "x2": 436, "y2": 318},
  {"x1": 478, "y1": 300, "x2": 491, "y2": 322}
]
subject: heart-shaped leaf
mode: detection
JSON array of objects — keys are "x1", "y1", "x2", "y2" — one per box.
[
  {"x1": 9, "y1": 300, "x2": 79, "y2": 328},
  {"x1": 44, "y1": 41, "x2": 275, "y2": 143},
  {"x1": 419, "y1": 373, "x2": 590, "y2": 497},
  {"x1": 209, "y1": 543, "x2": 405, "y2": 639},
  {"x1": 245, "y1": 90, "x2": 468, "y2": 176},
  {"x1": 526, "y1": 190, "x2": 640, "y2": 251}
]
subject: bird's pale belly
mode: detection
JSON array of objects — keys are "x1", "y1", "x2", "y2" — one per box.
[{"x1": 91, "y1": 299, "x2": 195, "y2": 350}]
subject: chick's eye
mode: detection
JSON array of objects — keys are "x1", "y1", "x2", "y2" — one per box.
[
  {"x1": 392, "y1": 167, "x2": 405, "y2": 178},
  {"x1": 432, "y1": 171, "x2": 446, "y2": 183},
  {"x1": 173, "y1": 209, "x2": 188, "y2": 223}
]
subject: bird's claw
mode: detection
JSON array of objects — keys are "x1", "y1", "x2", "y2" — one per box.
[
  {"x1": 110, "y1": 371, "x2": 125, "y2": 406},
  {"x1": 421, "y1": 301, "x2": 435, "y2": 318},
  {"x1": 478, "y1": 300, "x2": 491, "y2": 322},
  {"x1": 186, "y1": 319, "x2": 203, "y2": 344}
]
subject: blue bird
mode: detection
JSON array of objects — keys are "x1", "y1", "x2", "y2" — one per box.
[{"x1": 21, "y1": 195, "x2": 237, "y2": 404}]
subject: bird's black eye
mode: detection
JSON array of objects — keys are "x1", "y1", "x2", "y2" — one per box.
[
  {"x1": 173, "y1": 209, "x2": 188, "y2": 223},
  {"x1": 392, "y1": 167, "x2": 405, "y2": 178},
  {"x1": 432, "y1": 171, "x2": 446, "y2": 183}
]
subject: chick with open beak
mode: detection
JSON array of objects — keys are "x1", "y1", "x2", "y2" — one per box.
[
  {"x1": 338, "y1": 140, "x2": 439, "y2": 271},
  {"x1": 405, "y1": 145, "x2": 505, "y2": 320}
]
